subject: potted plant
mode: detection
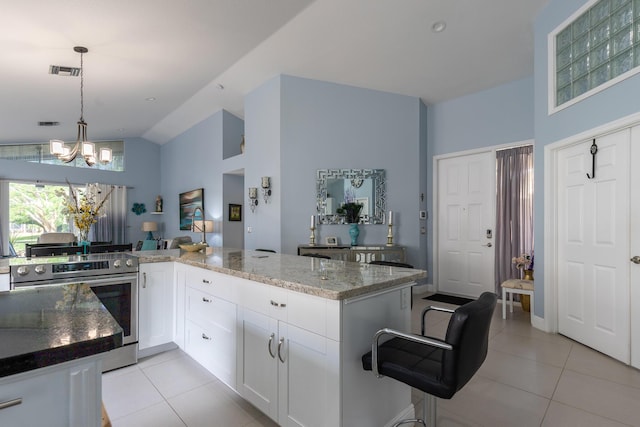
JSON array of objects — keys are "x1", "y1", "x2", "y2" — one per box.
[{"x1": 337, "y1": 202, "x2": 363, "y2": 245}]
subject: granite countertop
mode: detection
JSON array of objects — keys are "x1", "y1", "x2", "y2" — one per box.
[
  {"x1": 135, "y1": 248, "x2": 426, "y2": 300},
  {"x1": 0, "y1": 283, "x2": 123, "y2": 378}
]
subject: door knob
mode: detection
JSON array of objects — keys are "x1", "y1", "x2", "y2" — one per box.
[
  {"x1": 631, "y1": 256, "x2": 640, "y2": 264},
  {"x1": 482, "y1": 243, "x2": 492, "y2": 248}
]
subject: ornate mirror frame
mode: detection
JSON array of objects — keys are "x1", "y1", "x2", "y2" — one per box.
[{"x1": 316, "y1": 169, "x2": 386, "y2": 225}]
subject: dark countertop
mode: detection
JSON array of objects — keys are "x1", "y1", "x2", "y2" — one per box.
[{"x1": 0, "y1": 283, "x2": 123, "y2": 378}]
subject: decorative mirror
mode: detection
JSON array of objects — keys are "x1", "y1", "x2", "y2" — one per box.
[{"x1": 316, "y1": 169, "x2": 386, "y2": 224}]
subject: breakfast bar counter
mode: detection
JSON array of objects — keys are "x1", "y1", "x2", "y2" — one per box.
[
  {"x1": 135, "y1": 247, "x2": 425, "y2": 300},
  {"x1": 134, "y1": 247, "x2": 425, "y2": 426}
]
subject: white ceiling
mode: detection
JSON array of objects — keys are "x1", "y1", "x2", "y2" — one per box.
[{"x1": 0, "y1": 0, "x2": 549, "y2": 145}]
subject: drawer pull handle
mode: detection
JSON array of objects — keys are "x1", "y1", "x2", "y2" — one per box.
[
  {"x1": 277, "y1": 337, "x2": 286, "y2": 363},
  {"x1": 202, "y1": 333, "x2": 211, "y2": 340},
  {"x1": 202, "y1": 297, "x2": 212, "y2": 303},
  {"x1": 202, "y1": 279, "x2": 212, "y2": 284},
  {"x1": 0, "y1": 398, "x2": 22, "y2": 410},
  {"x1": 270, "y1": 300, "x2": 287, "y2": 308},
  {"x1": 268, "y1": 333, "x2": 276, "y2": 359},
  {"x1": 143, "y1": 272, "x2": 147, "y2": 288}
]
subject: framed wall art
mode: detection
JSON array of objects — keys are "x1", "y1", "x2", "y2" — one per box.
[
  {"x1": 229, "y1": 204, "x2": 242, "y2": 222},
  {"x1": 179, "y1": 188, "x2": 204, "y2": 230}
]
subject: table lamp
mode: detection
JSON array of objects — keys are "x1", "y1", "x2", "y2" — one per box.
[{"x1": 142, "y1": 221, "x2": 158, "y2": 240}]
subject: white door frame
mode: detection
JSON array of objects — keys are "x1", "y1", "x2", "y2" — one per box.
[
  {"x1": 432, "y1": 139, "x2": 534, "y2": 298},
  {"x1": 543, "y1": 111, "x2": 640, "y2": 334}
]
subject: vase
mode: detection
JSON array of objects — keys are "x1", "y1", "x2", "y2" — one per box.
[
  {"x1": 523, "y1": 269, "x2": 534, "y2": 281},
  {"x1": 349, "y1": 223, "x2": 359, "y2": 246}
]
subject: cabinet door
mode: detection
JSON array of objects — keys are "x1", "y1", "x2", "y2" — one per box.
[
  {"x1": 139, "y1": 262, "x2": 175, "y2": 350},
  {"x1": 278, "y1": 323, "x2": 340, "y2": 427},
  {"x1": 238, "y1": 308, "x2": 278, "y2": 421}
]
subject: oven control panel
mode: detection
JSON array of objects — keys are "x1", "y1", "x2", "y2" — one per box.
[
  {"x1": 10, "y1": 254, "x2": 139, "y2": 286},
  {"x1": 52, "y1": 260, "x2": 110, "y2": 273}
]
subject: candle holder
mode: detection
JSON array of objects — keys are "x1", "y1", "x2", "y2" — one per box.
[
  {"x1": 309, "y1": 225, "x2": 316, "y2": 246},
  {"x1": 386, "y1": 223, "x2": 394, "y2": 246}
]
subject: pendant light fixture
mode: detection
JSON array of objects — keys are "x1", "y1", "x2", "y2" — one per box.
[{"x1": 50, "y1": 46, "x2": 112, "y2": 166}]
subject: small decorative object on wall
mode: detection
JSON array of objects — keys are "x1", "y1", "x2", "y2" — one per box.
[
  {"x1": 240, "y1": 135, "x2": 245, "y2": 154},
  {"x1": 261, "y1": 176, "x2": 272, "y2": 203},
  {"x1": 155, "y1": 195, "x2": 163, "y2": 213},
  {"x1": 229, "y1": 204, "x2": 242, "y2": 221},
  {"x1": 179, "y1": 188, "x2": 204, "y2": 230},
  {"x1": 131, "y1": 203, "x2": 146, "y2": 216},
  {"x1": 248, "y1": 187, "x2": 258, "y2": 213},
  {"x1": 325, "y1": 236, "x2": 338, "y2": 246}
]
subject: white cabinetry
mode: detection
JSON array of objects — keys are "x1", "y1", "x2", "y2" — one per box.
[
  {"x1": 138, "y1": 262, "x2": 175, "y2": 351},
  {"x1": 183, "y1": 266, "x2": 237, "y2": 388},
  {"x1": 0, "y1": 357, "x2": 102, "y2": 427},
  {"x1": 237, "y1": 280, "x2": 340, "y2": 426}
]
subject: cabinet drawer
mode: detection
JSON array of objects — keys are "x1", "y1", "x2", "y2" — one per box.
[
  {"x1": 185, "y1": 319, "x2": 236, "y2": 388},
  {"x1": 186, "y1": 286, "x2": 236, "y2": 331},
  {"x1": 238, "y1": 279, "x2": 288, "y2": 321},
  {"x1": 185, "y1": 266, "x2": 234, "y2": 301}
]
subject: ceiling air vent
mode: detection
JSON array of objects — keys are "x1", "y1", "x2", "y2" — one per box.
[
  {"x1": 38, "y1": 121, "x2": 60, "y2": 126},
  {"x1": 49, "y1": 65, "x2": 80, "y2": 77}
]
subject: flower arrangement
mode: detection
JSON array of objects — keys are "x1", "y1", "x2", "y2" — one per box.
[
  {"x1": 59, "y1": 180, "x2": 113, "y2": 242},
  {"x1": 512, "y1": 252, "x2": 534, "y2": 271},
  {"x1": 336, "y1": 202, "x2": 363, "y2": 224}
]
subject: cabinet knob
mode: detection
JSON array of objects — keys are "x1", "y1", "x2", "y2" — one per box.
[
  {"x1": 202, "y1": 279, "x2": 212, "y2": 284},
  {"x1": 202, "y1": 333, "x2": 211, "y2": 340},
  {"x1": 202, "y1": 297, "x2": 212, "y2": 303}
]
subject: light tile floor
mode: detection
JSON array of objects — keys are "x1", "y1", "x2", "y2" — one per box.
[{"x1": 103, "y1": 292, "x2": 640, "y2": 426}]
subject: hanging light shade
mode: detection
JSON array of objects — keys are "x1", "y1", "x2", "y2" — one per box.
[{"x1": 50, "y1": 46, "x2": 112, "y2": 166}]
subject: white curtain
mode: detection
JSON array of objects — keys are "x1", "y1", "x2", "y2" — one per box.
[
  {"x1": 93, "y1": 184, "x2": 127, "y2": 244},
  {"x1": 494, "y1": 145, "x2": 534, "y2": 293}
]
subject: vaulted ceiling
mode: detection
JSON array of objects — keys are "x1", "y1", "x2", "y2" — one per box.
[{"x1": 0, "y1": 0, "x2": 550, "y2": 145}]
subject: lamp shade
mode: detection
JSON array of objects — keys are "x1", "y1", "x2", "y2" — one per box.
[
  {"x1": 193, "y1": 220, "x2": 214, "y2": 233},
  {"x1": 142, "y1": 222, "x2": 158, "y2": 232},
  {"x1": 142, "y1": 221, "x2": 158, "y2": 241}
]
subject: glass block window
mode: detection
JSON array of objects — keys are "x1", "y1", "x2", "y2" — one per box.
[{"x1": 552, "y1": 0, "x2": 640, "y2": 109}]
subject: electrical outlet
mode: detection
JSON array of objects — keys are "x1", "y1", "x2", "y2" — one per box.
[
  {"x1": 419, "y1": 210, "x2": 427, "y2": 220},
  {"x1": 247, "y1": 226, "x2": 253, "y2": 233}
]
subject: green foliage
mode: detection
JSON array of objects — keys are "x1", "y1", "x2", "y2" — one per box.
[
  {"x1": 10, "y1": 183, "x2": 70, "y2": 233},
  {"x1": 336, "y1": 202, "x2": 363, "y2": 224}
]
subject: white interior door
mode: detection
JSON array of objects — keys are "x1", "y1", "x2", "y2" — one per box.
[
  {"x1": 437, "y1": 151, "x2": 495, "y2": 298},
  {"x1": 631, "y1": 126, "x2": 640, "y2": 369},
  {"x1": 557, "y1": 129, "x2": 632, "y2": 364}
]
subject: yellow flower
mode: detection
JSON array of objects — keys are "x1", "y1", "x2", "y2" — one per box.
[{"x1": 60, "y1": 180, "x2": 113, "y2": 238}]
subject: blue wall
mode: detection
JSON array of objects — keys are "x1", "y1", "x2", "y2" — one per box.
[
  {"x1": 0, "y1": 137, "x2": 160, "y2": 244},
  {"x1": 275, "y1": 76, "x2": 427, "y2": 267},
  {"x1": 425, "y1": 77, "x2": 535, "y2": 285},
  {"x1": 160, "y1": 110, "x2": 244, "y2": 247},
  {"x1": 533, "y1": 0, "x2": 640, "y2": 317}
]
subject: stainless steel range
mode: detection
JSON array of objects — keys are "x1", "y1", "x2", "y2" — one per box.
[{"x1": 10, "y1": 253, "x2": 139, "y2": 372}]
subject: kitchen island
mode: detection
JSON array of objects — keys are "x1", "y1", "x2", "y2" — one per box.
[
  {"x1": 135, "y1": 248, "x2": 426, "y2": 426},
  {"x1": 0, "y1": 283, "x2": 122, "y2": 427}
]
